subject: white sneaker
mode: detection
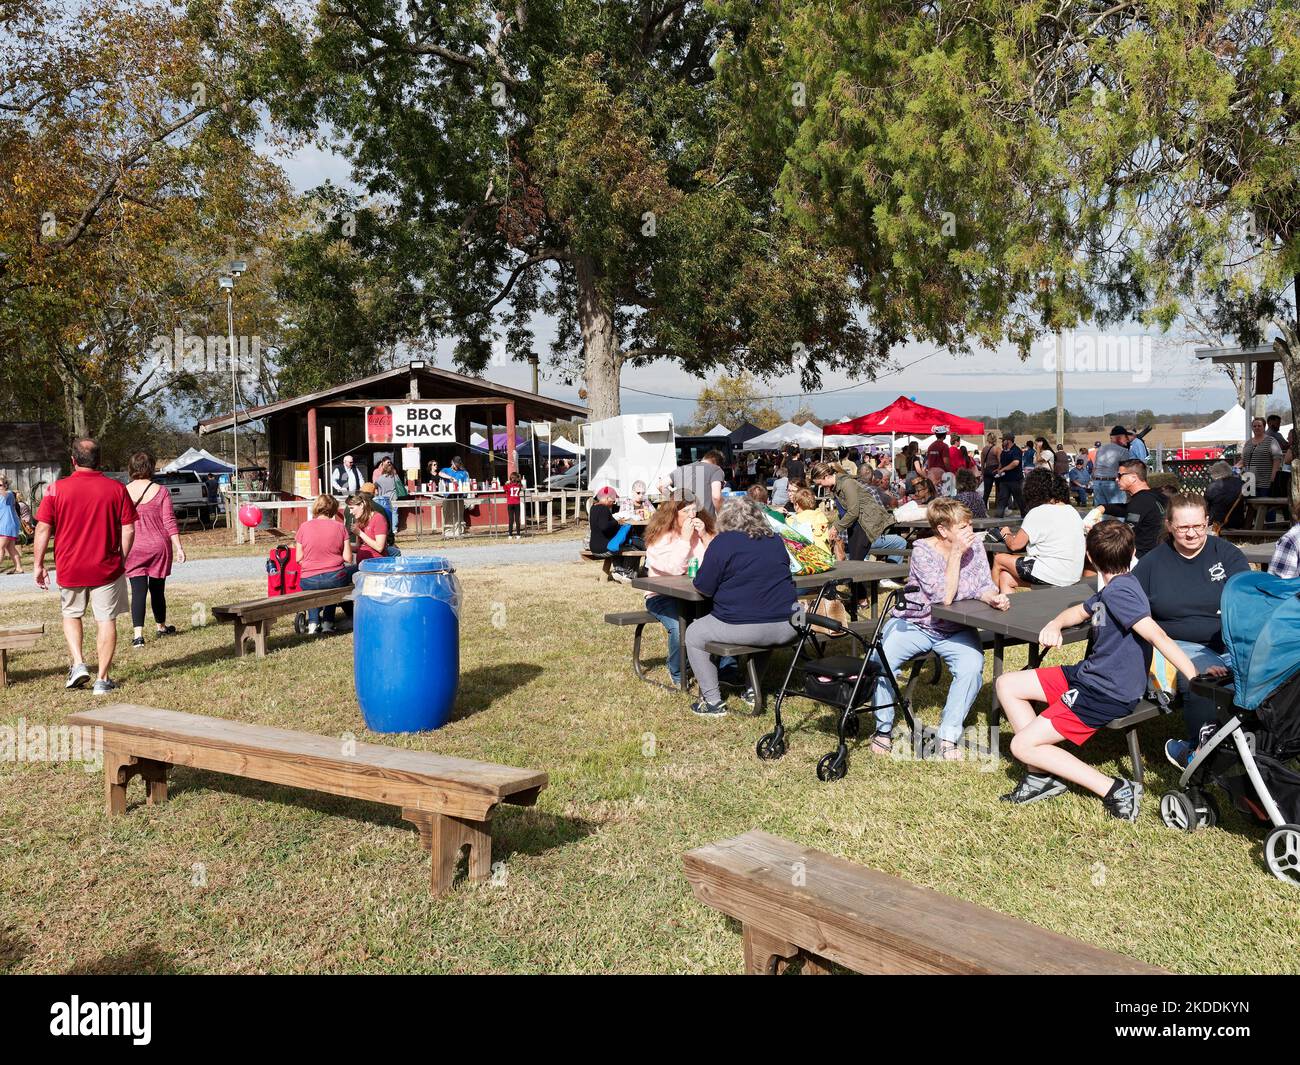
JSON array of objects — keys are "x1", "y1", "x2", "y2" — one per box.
[
  {"x1": 320, "y1": 621, "x2": 335, "y2": 633},
  {"x1": 880, "y1": 578, "x2": 904, "y2": 590},
  {"x1": 306, "y1": 622, "x2": 319, "y2": 635}
]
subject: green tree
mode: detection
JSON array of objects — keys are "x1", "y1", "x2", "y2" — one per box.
[
  {"x1": 228, "y1": 0, "x2": 877, "y2": 419},
  {"x1": 687, "y1": 372, "x2": 783, "y2": 433}
]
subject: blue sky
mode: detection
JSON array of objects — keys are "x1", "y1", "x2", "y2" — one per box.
[{"x1": 270, "y1": 140, "x2": 1244, "y2": 426}]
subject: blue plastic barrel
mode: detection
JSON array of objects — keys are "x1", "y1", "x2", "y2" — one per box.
[{"x1": 353, "y1": 556, "x2": 462, "y2": 732}]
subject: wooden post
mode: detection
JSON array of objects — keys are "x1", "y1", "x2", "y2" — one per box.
[
  {"x1": 505, "y1": 400, "x2": 518, "y2": 477},
  {"x1": 307, "y1": 405, "x2": 320, "y2": 495}
]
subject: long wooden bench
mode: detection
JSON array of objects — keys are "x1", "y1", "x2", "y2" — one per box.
[
  {"x1": 581, "y1": 547, "x2": 647, "y2": 582},
  {"x1": 211, "y1": 587, "x2": 354, "y2": 657},
  {"x1": 67, "y1": 705, "x2": 548, "y2": 895},
  {"x1": 683, "y1": 830, "x2": 1165, "y2": 974},
  {"x1": 0, "y1": 623, "x2": 44, "y2": 687}
]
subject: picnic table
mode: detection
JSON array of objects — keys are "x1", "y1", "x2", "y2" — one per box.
[
  {"x1": 629, "y1": 560, "x2": 909, "y2": 693},
  {"x1": 1242, "y1": 496, "x2": 1290, "y2": 530},
  {"x1": 929, "y1": 581, "x2": 1095, "y2": 725},
  {"x1": 890, "y1": 515, "x2": 1022, "y2": 534}
]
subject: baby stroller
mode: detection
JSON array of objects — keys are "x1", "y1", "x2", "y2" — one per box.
[
  {"x1": 756, "y1": 583, "x2": 923, "y2": 781},
  {"x1": 1159, "y1": 571, "x2": 1300, "y2": 887}
]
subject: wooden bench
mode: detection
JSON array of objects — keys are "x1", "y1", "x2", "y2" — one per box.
[
  {"x1": 581, "y1": 548, "x2": 647, "y2": 582},
  {"x1": 0, "y1": 623, "x2": 44, "y2": 687},
  {"x1": 211, "y1": 587, "x2": 354, "y2": 657},
  {"x1": 683, "y1": 830, "x2": 1165, "y2": 974},
  {"x1": 66, "y1": 705, "x2": 548, "y2": 895},
  {"x1": 604, "y1": 610, "x2": 670, "y2": 689}
]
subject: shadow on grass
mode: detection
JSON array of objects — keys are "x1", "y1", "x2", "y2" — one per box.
[
  {"x1": 0, "y1": 931, "x2": 31, "y2": 973},
  {"x1": 163, "y1": 767, "x2": 591, "y2": 861},
  {"x1": 148, "y1": 627, "x2": 327, "y2": 673},
  {"x1": 63, "y1": 943, "x2": 182, "y2": 975},
  {"x1": 452, "y1": 663, "x2": 543, "y2": 720}
]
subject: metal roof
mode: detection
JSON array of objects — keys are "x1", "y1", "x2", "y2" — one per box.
[{"x1": 197, "y1": 362, "x2": 588, "y2": 434}]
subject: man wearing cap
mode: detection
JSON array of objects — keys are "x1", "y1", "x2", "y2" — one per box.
[
  {"x1": 1091, "y1": 427, "x2": 1134, "y2": 505},
  {"x1": 991, "y1": 432, "x2": 1025, "y2": 517},
  {"x1": 1118, "y1": 424, "x2": 1150, "y2": 462}
]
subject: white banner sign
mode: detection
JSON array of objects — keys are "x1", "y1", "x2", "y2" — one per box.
[
  {"x1": 401, "y1": 446, "x2": 421, "y2": 471},
  {"x1": 365, "y1": 404, "x2": 457, "y2": 443}
]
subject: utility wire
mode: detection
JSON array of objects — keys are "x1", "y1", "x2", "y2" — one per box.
[{"x1": 616, "y1": 349, "x2": 945, "y2": 402}]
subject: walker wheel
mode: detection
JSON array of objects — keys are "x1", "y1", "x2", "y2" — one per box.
[
  {"x1": 1186, "y1": 788, "x2": 1220, "y2": 829},
  {"x1": 1159, "y1": 790, "x2": 1198, "y2": 832},
  {"x1": 1264, "y1": 825, "x2": 1300, "y2": 886},
  {"x1": 293, "y1": 612, "x2": 307, "y2": 635},
  {"x1": 756, "y1": 732, "x2": 786, "y2": 760},
  {"x1": 816, "y1": 750, "x2": 847, "y2": 782}
]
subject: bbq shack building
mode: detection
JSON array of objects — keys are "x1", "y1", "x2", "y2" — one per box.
[{"x1": 197, "y1": 361, "x2": 587, "y2": 530}]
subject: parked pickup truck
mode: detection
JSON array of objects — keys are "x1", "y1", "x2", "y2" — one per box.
[{"x1": 106, "y1": 470, "x2": 217, "y2": 525}]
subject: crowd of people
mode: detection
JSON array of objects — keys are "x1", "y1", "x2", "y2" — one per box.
[{"x1": 581, "y1": 429, "x2": 1300, "y2": 823}]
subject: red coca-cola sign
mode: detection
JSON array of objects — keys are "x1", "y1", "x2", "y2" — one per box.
[{"x1": 366, "y1": 405, "x2": 393, "y2": 443}]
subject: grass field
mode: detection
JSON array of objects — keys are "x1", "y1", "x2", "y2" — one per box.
[{"x1": 1, "y1": 562, "x2": 1296, "y2": 974}]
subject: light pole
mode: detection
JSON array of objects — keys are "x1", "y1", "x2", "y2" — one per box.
[{"x1": 218, "y1": 260, "x2": 247, "y2": 477}]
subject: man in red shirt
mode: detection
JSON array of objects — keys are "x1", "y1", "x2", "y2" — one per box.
[
  {"x1": 32, "y1": 438, "x2": 137, "y2": 692},
  {"x1": 925, "y1": 426, "x2": 951, "y2": 473}
]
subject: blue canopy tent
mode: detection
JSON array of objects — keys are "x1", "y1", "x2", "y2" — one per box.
[{"x1": 178, "y1": 457, "x2": 234, "y2": 474}]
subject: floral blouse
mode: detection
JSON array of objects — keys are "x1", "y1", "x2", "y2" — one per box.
[{"x1": 893, "y1": 538, "x2": 997, "y2": 636}]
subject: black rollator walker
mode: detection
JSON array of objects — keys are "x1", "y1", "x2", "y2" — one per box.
[{"x1": 756, "y1": 583, "x2": 924, "y2": 781}]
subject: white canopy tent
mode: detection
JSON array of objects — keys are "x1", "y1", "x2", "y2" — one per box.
[
  {"x1": 702, "y1": 423, "x2": 731, "y2": 437},
  {"x1": 741, "y1": 421, "x2": 822, "y2": 451},
  {"x1": 1182, "y1": 404, "x2": 1291, "y2": 453}
]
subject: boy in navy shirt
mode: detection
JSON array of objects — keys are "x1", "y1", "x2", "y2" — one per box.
[{"x1": 995, "y1": 522, "x2": 1216, "y2": 820}]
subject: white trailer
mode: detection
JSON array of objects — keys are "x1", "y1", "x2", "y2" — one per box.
[{"x1": 580, "y1": 413, "x2": 677, "y2": 498}]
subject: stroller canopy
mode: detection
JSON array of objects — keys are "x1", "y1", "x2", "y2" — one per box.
[{"x1": 1221, "y1": 571, "x2": 1300, "y2": 710}]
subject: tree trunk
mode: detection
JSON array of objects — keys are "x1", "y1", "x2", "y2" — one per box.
[
  {"x1": 57, "y1": 356, "x2": 89, "y2": 440},
  {"x1": 1273, "y1": 321, "x2": 1300, "y2": 516},
  {"x1": 574, "y1": 253, "x2": 622, "y2": 420}
]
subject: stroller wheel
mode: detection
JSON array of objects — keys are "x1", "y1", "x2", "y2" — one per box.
[
  {"x1": 1186, "y1": 788, "x2": 1220, "y2": 829},
  {"x1": 816, "y1": 750, "x2": 847, "y2": 782},
  {"x1": 1264, "y1": 825, "x2": 1300, "y2": 887},
  {"x1": 1159, "y1": 791, "x2": 1199, "y2": 832},
  {"x1": 756, "y1": 731, "x2": 786, "y2": 760},
  {"x1": 293, "y1": 612, "x2": 307, "y2": 635}
]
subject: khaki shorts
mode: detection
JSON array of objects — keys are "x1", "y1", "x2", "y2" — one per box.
[{"x1": 60, "y1": 576, "x2": 128, "y2": 621}]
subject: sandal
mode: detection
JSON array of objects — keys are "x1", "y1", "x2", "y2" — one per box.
[
  {"x1": 868, "y1": 731, "x2": 893, "y2": 755},
  {"x1": 938, "y1": 739, "x2": 962, "y2": 761}
]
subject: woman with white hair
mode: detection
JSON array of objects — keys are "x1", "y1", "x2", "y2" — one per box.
[
  {"x1": 683, "y1": 498, "x2": 797, "y2": 716},
  {"x1": 1204, "y1": 460, "x2": 1244, "y2": 532}
]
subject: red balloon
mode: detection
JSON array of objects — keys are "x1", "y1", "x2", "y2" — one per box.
[{"x1": 238, "y1": 504, "x2": 263, "y2": 528}]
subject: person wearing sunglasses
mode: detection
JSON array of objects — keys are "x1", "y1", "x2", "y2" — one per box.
[
  {"x1": 1099, "y1": 458, "x2": 1165, "y2": 559},
  {"x1": 1133, "y1": 493, "x2": 1249, "y2": 768}
]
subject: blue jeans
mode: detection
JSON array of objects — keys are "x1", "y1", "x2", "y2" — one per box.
[
  {"x1": 870, "y1": 533, "x2": 907, "y2": 564},
  {"x1": 1092, "y1": 479, "x2": 1125, "y2": 506},
  {"x1": 300, "y1": 569, "x2": 350, "y2": 625},
  {"x1": 1173, "y1": 639, "x2": 1233, "y2": 744},
  {"x1": 644, "y1": 595, "x2": 735, "y2": 686},
  {"x1": 871, "y1": 619, "x2": 986, "y2": 742}
]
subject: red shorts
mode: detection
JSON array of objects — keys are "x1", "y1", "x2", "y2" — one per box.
[{"x1": 1034, "y1": 667, "x2": 1098, "y2": 746}]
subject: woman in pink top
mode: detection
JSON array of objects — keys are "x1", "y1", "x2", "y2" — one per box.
[
  {"x1": 124, "y1": 452, "x2": 186, "y2": 648},
  {"x1": 642, "y1": 500, "x2": 721, "y2": 687},
  {"x1": 295, "y1": 494, "x2": 353, "y2": 633}
]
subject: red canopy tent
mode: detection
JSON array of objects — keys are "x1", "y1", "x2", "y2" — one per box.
[
  {"x1": 822, "y1": 396, "x2": 983, "y2": 437},
  {"x1": 823, "y1": 397, "x2": 983, "y2": 475}
]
